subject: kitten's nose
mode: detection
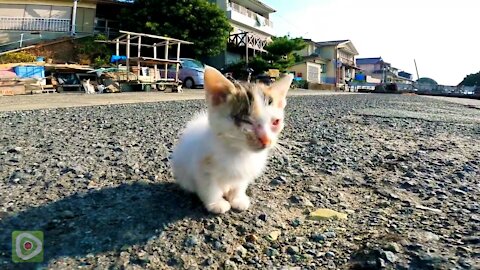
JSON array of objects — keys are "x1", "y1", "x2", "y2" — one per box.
[
  {"x1": 258, "y1": 134, "x2": 270, "y2": 147},
  {"x1": 255, "y1": 126, "x2": 271, "y2": 147}
]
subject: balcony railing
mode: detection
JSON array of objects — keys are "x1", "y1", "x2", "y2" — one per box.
[
  {"x1": 0, "y1": 17, "x2": 70, "y2": 32},
  {"x1": 229, "y1": 2, "x2": 273, "y2": 27}
]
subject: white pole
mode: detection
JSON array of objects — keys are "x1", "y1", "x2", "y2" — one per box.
[{"x1": 71, "y1": 0, "x2": 78, "y2": 36}]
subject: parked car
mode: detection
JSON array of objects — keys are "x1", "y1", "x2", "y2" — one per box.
[
  {"x1": 158, "y1": 58, "x2": 205, "y2": 89},
  {"x1": 174, "y1": 58, "x2": 205, "y2": 89}
]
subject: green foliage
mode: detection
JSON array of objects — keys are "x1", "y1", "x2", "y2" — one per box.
[
  {"x1": 248, "y1": 57, "x2": 269, "y2": 75},
  {"x1": 263, "y1": 36, "x2": 306, "y2": 72},
  {"x1": 0, "y1": 51, "x2": 36, "y2": 64},
  {"x1": 292, "y1": 78, "x2": 308, "y2": 89},
  {"x1": 74, "y1": 34, "x2": 112, "y2": 67},
  {"x1": 120, "y1": 0, "x2": 232, "y2": 58},
  {"x1": 265, "y1": 36, "x2": 306, "y2": 57},
  {"x1": 417, "y1": 77, "x2": 438, "y2": 85},
  {"x1": 458, "y1": 71, "x2": 480, "y2": 86}
]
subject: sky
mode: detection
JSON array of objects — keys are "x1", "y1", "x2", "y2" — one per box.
[{"x1": 262, "y1": 0, "x2": 479, "y2": 85}]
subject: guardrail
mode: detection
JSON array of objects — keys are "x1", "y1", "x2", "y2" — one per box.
[{"x1": 0, "y1": 17, "x2": 70, "y2": 32}]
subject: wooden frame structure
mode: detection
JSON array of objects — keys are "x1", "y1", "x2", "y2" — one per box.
[
  {"x1": 228, "y1": 31, "x2": 268, "y2": 64},
  {"x1": 97, "y1": 30, "x2": 193, "y2": 91}
]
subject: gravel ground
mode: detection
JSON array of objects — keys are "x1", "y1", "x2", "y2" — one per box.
[{"x1": 0, "y1": 94, "x2": 479, "y2": 270}]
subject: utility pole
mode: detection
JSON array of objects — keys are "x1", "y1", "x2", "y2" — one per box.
[
  {"x1": 414, "y1": 59, "x2": 420, "y2": 80},
  {"x1": 71, "y1": 0, "x2": 78, "y2": 36}
]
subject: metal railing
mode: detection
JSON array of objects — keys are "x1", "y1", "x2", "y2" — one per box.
[
  {"x1": 229, "y1": 2, "x2": 273, "y2": 27},
  {"x1": 0, "y1": 17, "x2": 70, "y2": 32}
]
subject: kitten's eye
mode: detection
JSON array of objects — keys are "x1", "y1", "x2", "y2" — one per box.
[
  {"x1": 234, "y1": 115, "x2": 252, "y2": 125},
  {"x1": 272, "y1": 119, "x2": 280, "y2": 126},
  {"x1": 267, "y1": 96, "x2": 274, "y2": 105}
]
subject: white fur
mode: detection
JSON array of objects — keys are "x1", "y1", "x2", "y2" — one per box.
[
  {"x1": 171, "y1": 67, "x2": 292, "y2": 214},
  {"x1": 171, "y1": 112, "x2": 270, "y2": 214}
]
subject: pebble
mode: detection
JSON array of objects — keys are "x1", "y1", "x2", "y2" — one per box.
[
  {"x1": 245, "y1": 234, "x2": 258, "y2": 243},
  {"x1": 291, "y1": 218, "x2": 303, "y2": 227},
  {"x1": 267, "y1": 230, "x2": 281, "y2": 241},
  {"x1": 415, "y1": 204, "x2": 442, "y2": 214},
  {"x1": 7, "y1": 147, "x2": 22, "y2": 153},
  {"x1": 323, "y1": 231, "x2": 336, "y2": 238},
  {"x1": 266, "y1": 247, "x2": 279, "y2": 257},
  {"x1": 184, "y1": 235, "x2": 198, "y2": 247},
  {"x1": 235, "y1": 245, "x2": 247, "y2": 257},
  {"x1": 312, "y1": 234, "x2": 326, "y2": 242},
  {"x1": 462, "y1": 236, "x2": 480, "y2": 244},
  {"x1": 384, "y1": 242, "x2": 402, "y2": 253},
  {"x1": 325, "y1": 251, "x2": 335, "y2": 258},
  {"x1": 224, "y1": 259, "x2": 238, "y2": 270},
  {"x1": 287, "y1": 246, "x2": 300, "y2": 255},
  {"x1": 309, "y1": 208, "x2": 348, "y2": 220},
  {"x1": 270, "y1": 176, "x2": 287, "y2": 185},
  {"x1": 382, "y1": 250, "x2": 397, "y2": 263}
]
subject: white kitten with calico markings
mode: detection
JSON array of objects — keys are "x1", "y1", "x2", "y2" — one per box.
[{"x1": 171, "y1": 66, "x2": 293, "y2": 214}]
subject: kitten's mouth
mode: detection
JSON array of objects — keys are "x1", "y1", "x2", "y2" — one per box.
[{"x1": 247, "y1": 136, "x2": 271, "y2": 151}]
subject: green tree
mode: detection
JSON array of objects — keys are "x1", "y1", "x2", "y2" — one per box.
[
  {"x1": 120, "y1": 0, "x2": 232, "y2": 58},
  {"x1": 264, "y1": 36, "x2": 306, "y2": 72},
  {"x1": 459, "y1": 71, "x2": 480, "y2": 86}
]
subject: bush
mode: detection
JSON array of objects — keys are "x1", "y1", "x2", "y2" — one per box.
[
  {"x1": 0, "y1": 51, "x2": 36, "y2": 64},
  {"x1": 74, "y1": 34, "x2": 112, "y2": 67}
]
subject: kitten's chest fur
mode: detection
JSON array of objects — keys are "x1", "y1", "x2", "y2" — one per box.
[{"x1": 205, "y1": 145, "x2": 268, "y2": 182}]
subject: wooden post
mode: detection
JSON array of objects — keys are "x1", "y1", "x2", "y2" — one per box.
[
  {"x1": 175, "y1": 42, "x2": 181, "y2": 83},
  {"x1": 137, "y1": 35, "x2": 141, "y2": 80},
  {"x1": 126, "y1": 33, "x2": 130, "y2": 81},
  {"x1": 164, "y1": 40, "x2": 169, "y2": 80},
  {"x1": 153, "y1": 43, "x2": 157, "y2": 81},
  {"x1": 245, "y1": 34, "x2": 249, "y2": 64}
]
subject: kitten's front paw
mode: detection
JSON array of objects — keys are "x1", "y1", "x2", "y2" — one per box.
[
  {"x1": 206, "y1": 199, "x2": 231, "y2": 214},
  {"x1": 230, "y1": 195, "x2": 251, "y2": 211}
]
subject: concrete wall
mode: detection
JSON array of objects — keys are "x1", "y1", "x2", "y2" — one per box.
[
  {"x1": 318, "y1": 46, "x2": 336, "y2": 83},
  {"x1": 297, "y1": 43, "x2": 315, "y2": 57},
  {"x1": 289, "y1": 63, "x2": 307, "y2": 80}
]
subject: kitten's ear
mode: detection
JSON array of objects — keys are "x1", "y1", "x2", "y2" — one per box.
[
  {"x1": 204, "y1": 65, "x2": 236, "y2": 106},
  {"x1": 267, "y1": 73, "x2": 294, "y2": 109}
]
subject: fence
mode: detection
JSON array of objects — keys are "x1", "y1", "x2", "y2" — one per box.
[{"x1": 0, "y1": 17, "x2": 70, "y2": 32}]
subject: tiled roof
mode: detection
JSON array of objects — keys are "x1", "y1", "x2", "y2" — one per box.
[
  {"x1": 356, "y1": 57, "x2": 383, "y2": 65},
  {"x1": 315, "y1": 40, "x2": 350, "y2": 46}
]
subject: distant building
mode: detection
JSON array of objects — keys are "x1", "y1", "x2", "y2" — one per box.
[
  {"x1": 356, "y1": 57, "x2": 413, "y2": 84},
  {"x1": 295, "y1": 39, "x2": 359, "y2": 88},
  {"x1": 207, "y1": 0, "x2": 275, "y2": 68},
  {"x1": 289, "y1": 55, "x2": 324, "y2": 84}
]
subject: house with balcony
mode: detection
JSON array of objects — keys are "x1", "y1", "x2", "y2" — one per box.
[
  {"x1": 207, "y1": 0, "x2": 275, "y2": 68},
  {"x1": 0, "y1": 0, "x2": 126, "y2": 53},
  {"x1": 356, "y1": 57, "x2": 413, "y2": 84},
  {"x1": 295, "y1": 39, "x2": 359, "y2": 89}
]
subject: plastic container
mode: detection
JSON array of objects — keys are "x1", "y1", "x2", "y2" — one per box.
[
  {"x1": 36, "y1": 57, "x2": 45, "y2": 62},
  {"x1": 14, "y1": 66, "x2": 45, "y2": 79}
]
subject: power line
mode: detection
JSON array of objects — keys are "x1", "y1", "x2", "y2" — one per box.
[{"x1": 272, "y1": 12, "x2": 309, "y2": 37}]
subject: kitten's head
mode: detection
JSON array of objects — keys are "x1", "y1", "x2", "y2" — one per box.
[{"x1": 204, "y1": 66, "x2": 293, "y2": 152}]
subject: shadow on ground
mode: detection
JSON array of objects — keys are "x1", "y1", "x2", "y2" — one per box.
[{"x1": 0, "y1": 182, "x2": 204, "y2": 269}]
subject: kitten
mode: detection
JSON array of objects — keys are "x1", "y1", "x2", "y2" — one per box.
[{"x1": 171, "y1": 66, "x2": 293, "y2": 214}]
